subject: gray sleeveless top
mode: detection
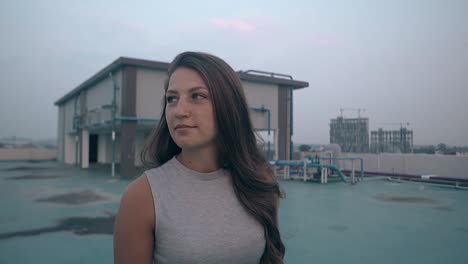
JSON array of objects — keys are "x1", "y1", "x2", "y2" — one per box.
[{"x1": 145, "y1": 156, "x2": 265, "y2": 264}]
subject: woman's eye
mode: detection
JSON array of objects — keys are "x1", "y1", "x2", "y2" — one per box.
[
  {"x1": 166, "y1": 96, "x2": 176, "y2": 103},
  {"x1": 192, "y1": 93, "x2": 207, "y2": 100}
]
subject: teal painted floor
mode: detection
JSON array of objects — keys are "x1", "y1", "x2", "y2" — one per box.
[{"x1": 1, "y1": 161, "x2": 467, "y2": 263}]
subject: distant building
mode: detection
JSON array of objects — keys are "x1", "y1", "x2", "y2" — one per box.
[
  {"x1": 54, "y1": 57, "x2": 309, "y2": 177},
  {"x1": 329, "y1": 117, "x2": 369, "y2": 153},
  {"x1": 370, "y1": 128, "x2": 413, "y2": 153}
]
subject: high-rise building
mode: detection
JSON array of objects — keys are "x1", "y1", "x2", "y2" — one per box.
[
  {"x1": 370, "y1": 128, "x2": 413, "y2": 153},
  {"x1": 330, "y1": 117, "x2": 369, "y2": 153}
]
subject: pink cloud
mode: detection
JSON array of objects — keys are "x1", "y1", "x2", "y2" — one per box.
[
  {"x1": 307, "y1": 34, "x2": 340, "y2": 48},
  {"x1": 211, "y1": 19, "x2": 255, "y2": 33}
]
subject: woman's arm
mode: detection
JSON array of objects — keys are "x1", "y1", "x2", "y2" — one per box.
[{"x1": 114, "y1": 175, "x2": 155, "y2": 264}]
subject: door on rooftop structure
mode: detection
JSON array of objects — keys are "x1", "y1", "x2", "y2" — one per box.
[{"x1": 89, "y1": 134, "x2": 98, "y2": 163}]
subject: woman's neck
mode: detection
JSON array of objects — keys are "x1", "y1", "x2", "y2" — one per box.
[{"x1": 176, "y1": 148, "x2": 219, "y2": 173}]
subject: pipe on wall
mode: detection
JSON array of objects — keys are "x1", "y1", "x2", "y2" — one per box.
[
  {"x1": 290, "y1": 87, "x2": 293, "y2": 160},
  {"x1": 109, "y1": 72, "x2": 119, "y2": 177},
  {"x1": 243, "y1": 70, "x2": 295, "y2": 161},
  {"x1": 250, "y1": 106, "x2": 272, "y2": 161},
  {"x1": 115, "y1": 116, "x2": 160, "y2": 122},
  {"x1": 73, "y1": 96, "x2": 79, "y2": 166}
]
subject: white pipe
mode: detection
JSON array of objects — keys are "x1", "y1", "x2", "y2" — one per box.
[
  {"x1": 387, "y1": 178, "x2": 468, "y2": 190},
  {"x1": 303, "y1": 159, "x2": 307, "y2": 181}
]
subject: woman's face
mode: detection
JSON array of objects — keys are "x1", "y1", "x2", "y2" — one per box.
[{"x1": 165, "y1": 67, "x2": 217, "y2": 152}]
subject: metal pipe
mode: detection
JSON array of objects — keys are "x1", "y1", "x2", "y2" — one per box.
[
  {"x1": 352, "y1": 160, "x2": 356, "y2": 184},
  {"x1": 387, "y1": 178, "x2": 468, "y2": 190},
  {"x1": 318, "y1": 156, "x2": 364, "y2": 180},
  {"x1": 267, "y1": 109, "x2": 271, "y2": 161},
  {"x1": 302, "y1": 156, "x2": 365, "y2": 181},
  {"x1": 242, "y1": 70, "x2": 295, "y2": 161},
  {"x1": 115, "y1": 116, "x2": 159, "y2": 122},
  {"x1": 290, "y1": 87, "x2": 294, "y2": 160},
  {"x1": 318, "y1": 157, "x2": 362, "y2": 160},
  {"x1": 273, "y1": 160, "x2": 348, "y2": 183},
  {"x1": 73, "y1": 96, "x2": 79, "y2": 166},
  {"x1": 243, "y1": 70, "x2": 293, "y2": 80},
  {"x1": 109, "y1": 72, "x2": 118, "y2": 177},
  {"x1": 360, "y1": 158, "x2": 364, "y2": 180},
  {"x1": 242, "y1": 70, "x2": 295, "y2": 160}
]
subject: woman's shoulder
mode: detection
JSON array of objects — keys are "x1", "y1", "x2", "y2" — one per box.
[
  {"x1": 144, "y1": 157, "x2": 176, "y2": 180},
  {"x1": 116, "y1": 173, "x2": 155, "y2": 228},
  {"x1": 143, "y1": 158, "x2": 179, "y2": 199}
]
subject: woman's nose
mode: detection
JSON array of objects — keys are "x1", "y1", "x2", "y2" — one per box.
[{"x1": 174, "y1": 97, "x2": 190, "y2": 118}]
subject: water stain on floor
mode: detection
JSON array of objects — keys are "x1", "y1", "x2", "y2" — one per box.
[
  {"x1": 35, "y1": 189, "x2": 109, "y2": 205},
  {"x1": 6, "y1": 175, "x2": 63, "y2": 180},
  {"x1": 0, "y1": 215, "x2": 115, "y2": 240},
  {"x1": 373, "y1": 193, "x2": 441, "y2": 205},
  {"x1": 454, "y1": 227, "x2": 468, "y2": 233},
  {"x1": 433, "y1": 206, "x2": 455, "y2": 212}
]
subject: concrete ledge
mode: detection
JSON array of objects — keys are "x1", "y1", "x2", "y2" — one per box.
[{"x1": 0, "y1": 148, "x2": 57, "y2": 161}]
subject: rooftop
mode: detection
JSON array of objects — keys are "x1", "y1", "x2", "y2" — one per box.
[
  {"x1": 55, "y1": 57, "x2": 309, "y2": 106},
  {"x1": 1, "y1": 161, "x2": 467, "y2": 263}
]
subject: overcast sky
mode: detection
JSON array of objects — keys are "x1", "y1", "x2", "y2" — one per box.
[{"x1": 1, "y1": 0, "x2": 467, "y2": 146}]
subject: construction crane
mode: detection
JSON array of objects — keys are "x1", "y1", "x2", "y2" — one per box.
[
  {"x1": 375, "y1": 122, "x2": 410, "y2": 130},
  {"x1": 339, "y1": 108, "x2": 366, "y2": 118}
]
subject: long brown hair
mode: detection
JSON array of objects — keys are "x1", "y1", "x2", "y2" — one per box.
[{"x1": 141, "y1": 51, "x2": 285, "y2": 263}]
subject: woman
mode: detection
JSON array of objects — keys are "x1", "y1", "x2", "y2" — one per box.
[{"x1": 114, "y1": 51, "x2": 285, "y2": 264}]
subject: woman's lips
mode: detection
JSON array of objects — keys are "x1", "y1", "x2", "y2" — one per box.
[{"x1": 175, "y1": 125, "x2": 196, "y2": 130}]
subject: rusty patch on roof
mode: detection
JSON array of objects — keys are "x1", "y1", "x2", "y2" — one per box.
[{"x1": 0, "y1": 215, "x2": 115, "y2": 240}]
